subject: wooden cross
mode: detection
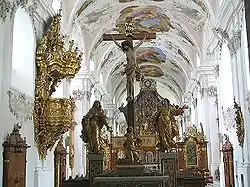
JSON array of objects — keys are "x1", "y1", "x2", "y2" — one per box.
[{"x1": 103, "y1": 17, "x2": 156, "y2": 130}]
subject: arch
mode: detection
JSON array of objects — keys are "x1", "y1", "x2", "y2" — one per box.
[{"x1": 11, "y1": 7, "x2": 35, "y2": 97}]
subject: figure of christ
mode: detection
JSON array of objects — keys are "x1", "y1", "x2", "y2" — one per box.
[{"x1": 111, "y1": 34, "x2": 148, "y2": 99}]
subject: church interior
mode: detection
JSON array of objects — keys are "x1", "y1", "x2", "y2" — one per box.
[{"x1": 1, "y1": 0, "x2": 250, "y2": 187}]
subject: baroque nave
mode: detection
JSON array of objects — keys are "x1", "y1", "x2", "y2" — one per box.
[{"x1": 0, "y1": 0, "x2": 250, "y2": 187}]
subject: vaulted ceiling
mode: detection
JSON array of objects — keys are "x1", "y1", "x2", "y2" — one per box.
[{"x1": 64, "y1": 0, "x2": 215, "y2": 103}]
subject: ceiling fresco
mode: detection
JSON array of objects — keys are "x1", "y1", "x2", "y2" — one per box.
[
  {"x1": 116, "y1": 6, "x2": 173, "y2": 33},
  {"x1": 140, "y1": 65, "x2": 164, "y2": 77},
  {"x1": 136, "y1": 47, "x2": 166, "y2": 64},
  {"x1": 71, "y1": 0, "x2": 213, "y2": 102}
]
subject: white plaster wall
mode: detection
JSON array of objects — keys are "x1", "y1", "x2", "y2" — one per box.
[
  {"x1": 11, "y1": 8, "x2": 35, "y2": 97},
  {"x1": 0, "y1": 6, "x2": 56, "y2": 187}
]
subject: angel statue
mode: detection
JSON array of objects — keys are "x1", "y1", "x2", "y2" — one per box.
[
  {"x1": 152, "y1": 99, "x2": 188, "y2": 151},
  {"x1": 81, "y1": 100, "x2": 111, "y2": 153},
  {"x1": 123, "y1": 126, "x2": 142, "y2": 164}
]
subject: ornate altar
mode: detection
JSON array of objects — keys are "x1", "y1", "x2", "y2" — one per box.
[
  {"x1": 128, "y1": 79, "x2": 165, "y2": 136},
  {"x1": 222, "y1": 136, "x2": 235, "y2": 187},
  {"x1": 176, "y1": 126, "x2": 209, "y2": 177},
  {"x1": 54, "y1": 137, "x2": 67, "y2": 187},
  {"x1": 34, "y1": 13, "x2": 81, "y2": 159},
  {"x1": 2, "y1": 126, "x2": 30, "y2": 187}
]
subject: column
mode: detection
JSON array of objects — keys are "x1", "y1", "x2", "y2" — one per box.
[
  {"x1": 229, "y1": 27, "x2": 250, "y2": 186},
  {"x1": 205, "y1": 85, "x2": 220, "y2": 178},
  {"x1": 0, "y1": 4, "x2": 15, "y2": 187},
  {"x1": 82, "y1": 78, "x2": 91, "y2": 176},
  {"x1": 71, "y1": 88, "x2": 84, "y2": 177}
]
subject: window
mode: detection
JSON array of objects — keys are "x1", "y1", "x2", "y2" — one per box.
[
  {"x1": 52, "y1": 0, "x2": 62, "y2": 13},
  {"x1": 11, "y1": 8, "x2": 35, "y2": 96},
  {"x1": 196, "y1": 54, "x2": 201, "y2": 67},
  {"x1": 89, "y1": 60, "x2": 95, "y2": 71}
]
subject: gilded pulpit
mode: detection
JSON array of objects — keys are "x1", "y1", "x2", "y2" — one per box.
[{"x1": 34, "y1": 13, "x2": 81, "y2": 159}]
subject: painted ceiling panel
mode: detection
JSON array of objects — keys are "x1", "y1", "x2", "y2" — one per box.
[
  {"x1": 116, "y1": 6, "x2": 173, "y2": 33},
  {"x1": 136, "y1": 47, "x2": 166, "y2": 64}
]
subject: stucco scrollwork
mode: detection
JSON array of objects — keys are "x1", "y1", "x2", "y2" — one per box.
[
  {"x1": 7, "y1": 88, "x2": 34, "y2": 125},
  {"x1": 206, "y1": 86, "x2": 217, "y2": 98},
  {"x1": 227, "y1": 31, "x2": 241, "y2": 56},
  {"x1": 72, "y1": 89, "x2": 85, "y2": 101},
  {"x1": 0, "y1": 0, "x2": 37, "y2": 23},
  {"x1": 72, "y1": 89, "x2": 91, "y2": 101},
  {"x1": 246, "y1": 91, "x2": 250, "y2": 113},
  {"x1": 0, "y1": 0, "x2": 12, "y2": 22},
  {"x1": 222, "y1": 106, "x2": 236, "y2": 131}
]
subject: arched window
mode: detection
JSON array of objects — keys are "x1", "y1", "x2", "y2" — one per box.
[
  {"x1": 99, "y1": 73, "x2": 104, "y2": 85},
  {"x1": 89, "y1": 60, "x2": 95, "y2": 71},
  {"x1": 196, "y1": 54, "x2": 201, "y2": 67},
  {"x1": 11, "y1": 8, "x2": 35, "y2": 96},
  {"x1": 52, "y1": 0, "x2": 62, "y2": 12},
  {"x1": 90, "y1": 89, "x2": 96, "y2": 106},
  {"x1": 220, "y1": 43, "x2": 233, "y2": 108}
]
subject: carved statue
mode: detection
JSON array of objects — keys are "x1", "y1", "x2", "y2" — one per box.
[
  {"x1": 152, "y1": 99, "x2": 187, "y2": 151},
  {"x1": 118, "y1": 102, "x2": 128, "y2": 124},
  {"x1": 112, "y1": 34, "x2": 148, "y2": 99},
  {"x1": 81, "y1": 100, "x2": 110, "y2": 153},
  {"x1": 123, "y1": 127, "x2": 142, "y2": 164}
]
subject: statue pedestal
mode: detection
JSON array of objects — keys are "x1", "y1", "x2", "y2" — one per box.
[
  {"x1": 159, "y1": 152, "x2": 177, "y2": 187},
  {"x1": 87, "y1": 153, "x2": 104, "y2": 181},
  {"x1": 116, "y1": 164, "x2": 145, "y2": 176}
]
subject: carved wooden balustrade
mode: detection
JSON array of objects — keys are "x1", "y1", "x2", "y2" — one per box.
[{"x1": 54, "y1": 137, "x2": 67, "y2": 187}]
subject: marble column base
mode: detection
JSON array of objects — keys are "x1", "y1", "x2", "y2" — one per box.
[
  {"x1": 238, "y1": 162, "x2": 250, "y2": 187},
  {"x1": 159, "y1": 152, "x2": 177, "y2": 187},
  {"x1": 34, "y1": 167, "x2": 53, "y2": 187},
  {"x1": 210, "y1": 163, "x2": 220, "y2": 178}
]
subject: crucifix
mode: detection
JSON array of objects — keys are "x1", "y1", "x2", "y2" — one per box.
[{"x1": 103, "y1": 17, "x2": 156, "y2": 130}]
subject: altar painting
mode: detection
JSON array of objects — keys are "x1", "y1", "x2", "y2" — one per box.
[{"x1": 186, "y1": 140, "x2": 198, "y2": 167}]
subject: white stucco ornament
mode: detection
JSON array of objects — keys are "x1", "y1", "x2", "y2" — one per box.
[
  {"x1": 246, "y1": 91, "x2": 250, "y2": 113},
  {"x1": 222, "y1": 106, "x2": 236, "y2": 131},
  {"x1": 7, "y1": 88, "x2": 34, "y2": 125}
]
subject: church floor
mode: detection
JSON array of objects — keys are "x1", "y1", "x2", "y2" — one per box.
[{"x1": 206, "y1": 181, "x2": 220, "y2": 187}]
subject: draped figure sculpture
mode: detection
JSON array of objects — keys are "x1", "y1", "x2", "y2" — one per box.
[
  {"x1": 81, "y1": 100, "x2": 110, "y2": 153},
  {"x1": 153, "y1": 99, "x2": 187, "y2": 151},
  {"x1": 123, "y1": 127, "x2": 142, "y2": 164}
]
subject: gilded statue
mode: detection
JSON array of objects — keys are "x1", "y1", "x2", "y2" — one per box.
[
  {"x1": 234, "y1": 99, "x2": 245, "y2": 147},
  {"x1": 152, "y1": 99, "x2": 187, "y2": 151},
  {"x1": 81, "y1": 101, "x2": 111, "y2": 153},
  {"x1": 123, "y1": 127, "x2": 142, "y2": 164}
]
